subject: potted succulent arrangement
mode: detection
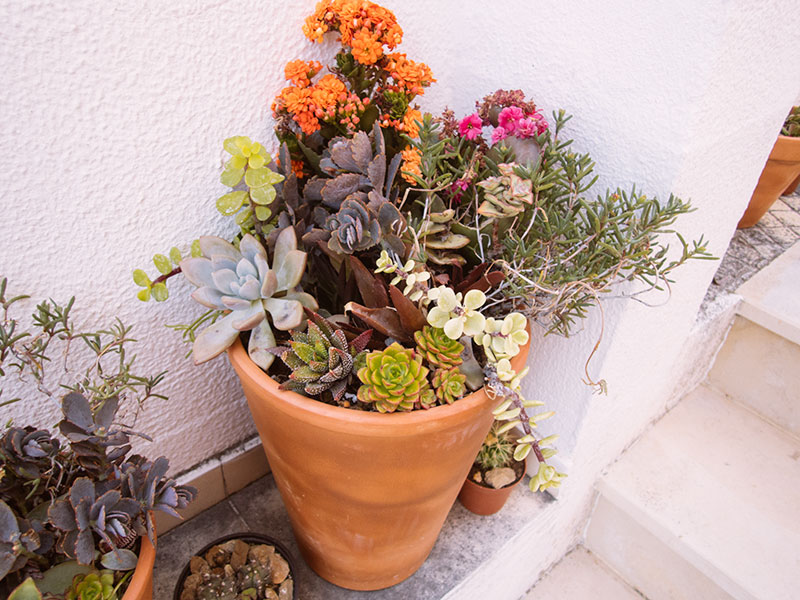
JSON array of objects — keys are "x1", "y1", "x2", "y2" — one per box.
[
  {"x1": 134, "y1": 0, "x2": 711, "y2": 590},
  {"x1": 0, "y1": 279, "x2": 196, "y2": 599},
  {"x1": 173, "y1": 533, "x2": 294, "y2": 600},
  {"x1": 458, "y1": 423, "x2": 527, "y2": 516},
  {"x1": 739, "y1": 104, "x2": 800, "y2": 228}
]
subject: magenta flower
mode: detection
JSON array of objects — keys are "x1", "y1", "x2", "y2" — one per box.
[
  {"x1": 458, "y1": 113, "x2": 483, "y2": 140},
  {"x1": 534, "y1": 114, "x2": 549, "y2": 134},
  {"x1": 515, "y1": 118, "x2": 537, "y2": 138},
  {"x1": 498, "y1": 106, "x2": 524, "y2": 133},
  {"x1": 491, "y1": 126, "x2": 508, "y2": 145}
]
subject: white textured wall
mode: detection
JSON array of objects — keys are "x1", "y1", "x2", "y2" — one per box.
[{"x1": 1, "y1": 0, "x2": 798, "y2": 479}]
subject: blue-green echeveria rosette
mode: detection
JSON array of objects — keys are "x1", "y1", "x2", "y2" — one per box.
[{"x1": 179, "y1": 228, "x2": 316, "y2": 369}]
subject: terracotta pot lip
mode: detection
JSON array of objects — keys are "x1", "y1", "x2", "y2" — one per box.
[
  {"x1": 121, "y1": 532, "x2": 155, "y2": 600},
  {"x1": 172, "y1": 532, "x2": 296, "y2": 600},
  {"x1": 227, "y1": 325, "x2": 531, "y2": 430},
  {"x1": 771, "y1": 134, "x2": 800, "y2": 158}
]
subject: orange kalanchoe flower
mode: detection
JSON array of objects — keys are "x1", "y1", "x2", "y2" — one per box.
[
  {"x1": 386, "y1": 53, "x2": 436, "y2": 96},
  {"x1": 303, "y1": 0, "x2": 403, "y2": 50},
  {"x1": 402, "y1": 108, "x2": 422, "y2": 138},
  {"x1": 351, "y1": 29, "x2": 383, "y2": 65},
  {"x1": 311, "y1": 74, "x2": 348, "y2": 113},
  {"x1": 284, "y1": 59, "x2": 323, "y2": 88},
  {"x1": 400, "y1": 146, "x2": 422, "y2": 184}
]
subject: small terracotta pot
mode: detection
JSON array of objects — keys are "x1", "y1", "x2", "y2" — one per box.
[
  {"x1": 121, "y1": 533, "x2": 155, "y2": 600},
  {"x1": 227, "y1": 330, "x2": 530, "y2": 591},
  {"x1": 172, "y1": 532, "x2": 296, "y2": 600},
  {"x1": 458, "y1": 461, "x2": 526, "y2": 516},
  {"x1": 739, "y1": 134, "x2": 800, "y2": 228}
]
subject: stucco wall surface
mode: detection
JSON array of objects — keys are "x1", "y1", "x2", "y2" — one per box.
[{"x1": 1, "y1": 0, "x2": 799, "y2": 485}]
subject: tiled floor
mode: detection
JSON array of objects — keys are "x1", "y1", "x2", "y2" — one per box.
[{"x1": 704, "y1": 192, "x2": 800, "y2": 304}]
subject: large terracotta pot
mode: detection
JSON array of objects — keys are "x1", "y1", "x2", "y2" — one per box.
[
  {"x1": 227, "y1": 334, "x2": 530, "y2": 591},
  {"x1": 738, "y1": 134, "x2": 800, "y2": 228},
  {"x1": 121, "y1": 534, "x2": 155, "y2": 600}
]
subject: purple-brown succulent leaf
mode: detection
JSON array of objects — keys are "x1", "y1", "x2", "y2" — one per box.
[
  {"x1": 62, "y1": 393, "x2": 94, "y2": 432},
  {"x1": 48, "y1": 499, "x2": 77, "y2": 532},
  {"x1": 69, "y1": 478, "x2": 95, "y2": 510},
  {"x1": 349, "y1": 329, "x2": 373, "y2": 354},
  {"x1": 93, "y1": 397, "x2": 118, "y2": 432},
  {"x1": 74, "y1": 528, "x2": 95, "y2": 565}
]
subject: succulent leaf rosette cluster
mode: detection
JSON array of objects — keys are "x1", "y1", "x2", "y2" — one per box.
[
  {"x1": 0, "y1": 281, "x2": 195, "y2": 598},
  {"x1": 135, "y1": 0, "x2": 712, "y2": 498}
]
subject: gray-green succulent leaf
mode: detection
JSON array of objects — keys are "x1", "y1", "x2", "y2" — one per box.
[{"x1": 180, "y1": 228, "x2": 314, "y2": 367}]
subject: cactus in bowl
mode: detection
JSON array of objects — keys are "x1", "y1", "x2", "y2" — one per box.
[{"x1": 179, "y1": 228, "x2": 316, "y2": 368}]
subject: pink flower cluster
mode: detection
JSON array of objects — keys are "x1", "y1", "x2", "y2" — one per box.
[
  {"x1": 458, "y1": 106, "x2": 548, "y2": 145},
  {"x1": 492, "y1": 106, "x2": 548, "y2": 144},
  {"x1": 458, "y1": 113, "x2": 483, "y2": 140}
]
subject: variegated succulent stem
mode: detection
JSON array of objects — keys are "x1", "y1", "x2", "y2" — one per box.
[
  {"x1": 393, "y1": 265, "x2": 429, "y2": 297},
  {"x1": 484, "y1": 364, "x2": 545, "y2": 463},
  {"x1": 152, "y1": 266, "x2": 181, "y2": 287}
]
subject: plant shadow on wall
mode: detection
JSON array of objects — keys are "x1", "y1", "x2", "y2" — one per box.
[
  {"x1": 0, "y1": 278, "x2": 197, "y2": 599},
  {"x1": 130, "y1": 0, "x2": 714, "y2": 592}
]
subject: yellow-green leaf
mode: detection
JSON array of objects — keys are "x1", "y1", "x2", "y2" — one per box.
[
  {"x1": 8, "y1": 578, "x2": 42, "y2": 600},
  {"x1": 513, "y1": 443, "x2": 532, "y2": 461},
  {"x1": 190, "y1": 240, "x2": 202, "y2": 257},
  {"x1": 254, "y1": 205, "x2": 271, "y2": 221},
  {"x1": 220, "y1": 164, "x2": 244, "y2": 187},
  {"x1": 223, "y1": 136, "x2": 248, "y2": 157},
  {"x1": 153, "y1": 254, "x2": 171, "y2": 275},
  {"x1": 132, "y1": 269, "x2": 150, "y2": 287},
  {"x1": 169, "y1": 247, "x2": 182, "y2": 265},
  {"x1": 216, "y1": 191, "x2": 248, "y2": 216},
  {"x1": 495, "y1": 407, "x2": 521, "y2": 421},
  {"x1": 136, "y1": 288, "x2": 151, "y2": 302},
  {"x1": 151, "y1": 282, "x2": 168, "y2": 302},
  {"x1": 250, "y1": 185, "x2": 276, "y2": 206},
  {"x1": 245, "y1": 167, "x2": 283, "y2": 189}
]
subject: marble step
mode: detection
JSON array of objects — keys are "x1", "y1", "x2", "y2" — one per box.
[
  {"x1": 587, "y1": 385, "x2": 800, "y2": 600},
  {"x1": 523, "y1": 546, "x2": 642, "y2": 599}
]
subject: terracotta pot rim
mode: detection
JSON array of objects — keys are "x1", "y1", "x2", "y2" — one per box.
[
  {"x1": 121, "y1": 532, "x2": 155, "y2": 600},
  {"x1": 171, "y1": 532, "x2": 296, "y2": 600},
  {"x1": 770, "y1": 134, "x2": 800, "y2": 159},
  {"x1": 227, "y1": 325, "x2": 530, "y2": 435}
]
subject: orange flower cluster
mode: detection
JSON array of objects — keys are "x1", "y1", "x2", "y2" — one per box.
[
  {"x1": 385, "y1": 53, "x2": 435, "y2": 96},
  {"x1": 284, "y1": 59, "x2": 322, "y2": 87},
  {"x1": 303, "y1": 0, "x2": 403, "y2": 63},
  {"x1": 273, "y1": 67, "x2": 371, "y2": 136},
  {"x1": 381, "y1": 108, "x2": 422, "y2": 139},
  {"x1": 400, "y1": 146, "x2": 422, "y2": 184},
  {"x1": 275, "y1": 1, "x2": 434, "y2": 148}
]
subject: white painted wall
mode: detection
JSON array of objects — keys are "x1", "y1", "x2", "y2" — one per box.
[{"x1": 1, "y1": 0, "x2": 798, "y2": 484}]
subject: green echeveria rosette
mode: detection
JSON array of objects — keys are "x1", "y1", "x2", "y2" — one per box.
[
  {"x1": 356, "y1": 343, "x2": 434, "y2": 413},
  {"x1": 431, "y1": 367, "x2": 467, "y2": 405},
  {"x1": 66, "y1": 570, "x2": 118, "y2": 600},
  {"x1": 414, "y1": 326, "x2": 464, "y2": 370}
]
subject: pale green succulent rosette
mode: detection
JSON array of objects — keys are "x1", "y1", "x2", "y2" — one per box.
[{"x1": 179, "y1": 228, "x2": 316, "y2": 368}]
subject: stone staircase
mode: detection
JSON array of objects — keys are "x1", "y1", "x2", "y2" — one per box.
[{"x1": 525, "y1": 241, "x2": 800, "y2": 599}]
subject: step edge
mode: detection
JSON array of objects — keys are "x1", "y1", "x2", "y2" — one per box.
[
  {"x1": 596, "y1": 472, "x2": 757, "y2": 600},
  {"x1": 736, "y1": 300, "x2": 800, "y2": 347}
]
